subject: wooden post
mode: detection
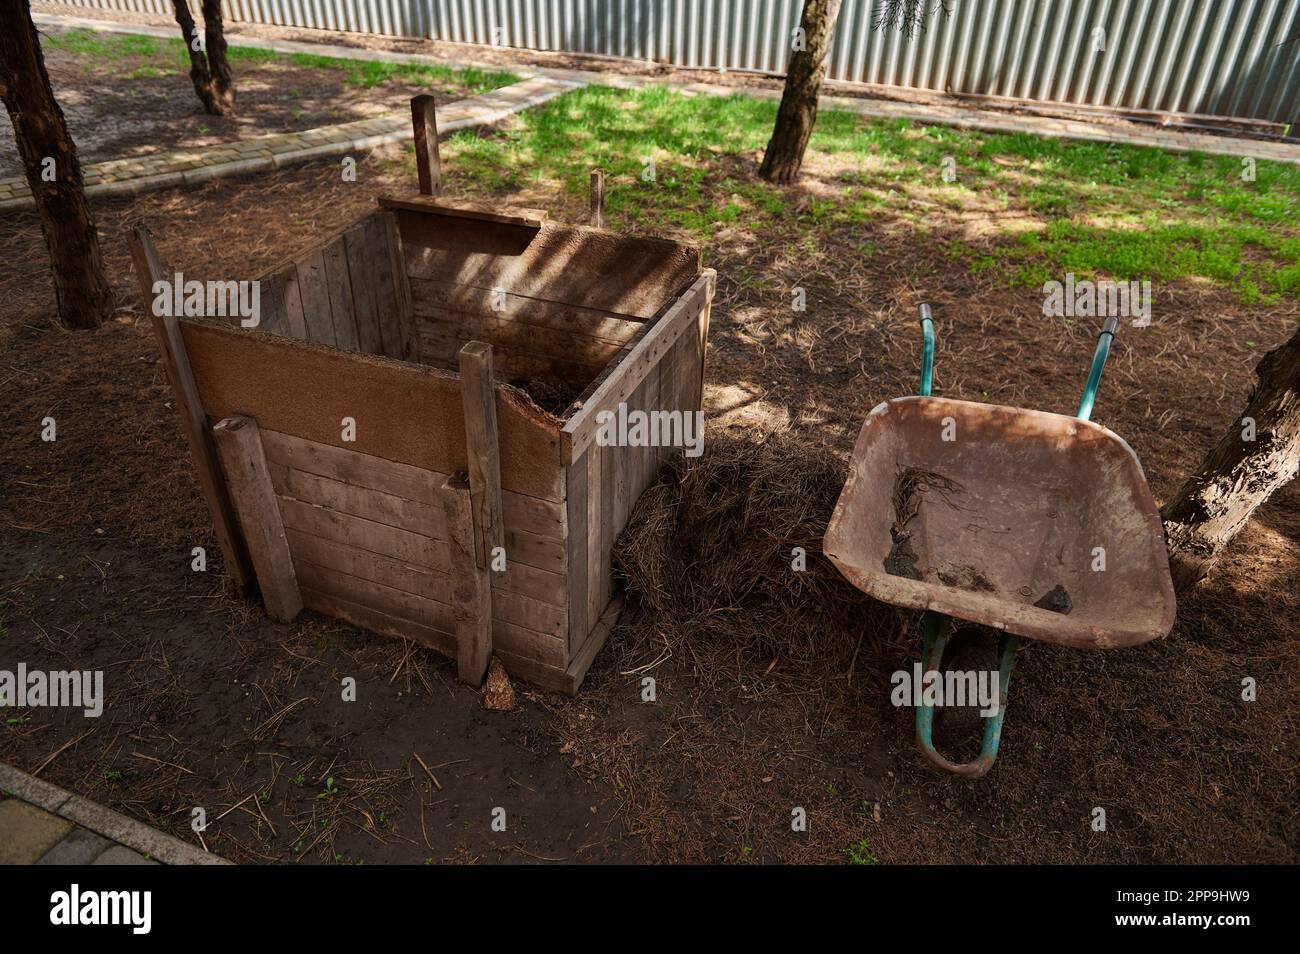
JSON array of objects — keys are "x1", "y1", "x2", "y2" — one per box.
[
  {"x1": 442, "y1": 473, "x2": 491, "y2": 685},
  {"x1": 127, "y1": 226, "x2": 254, "y2": 595},
  {"x1": 411, "y1": 94, "x2": 442, "y2": 196},
  {"x1": 458, "y1": 341, "x2": 504, "y2": 569},
  {"x1": 589, "y1": 169, "x2": 604, "y2": 228},
  {"x1": 211, "y1": 416, "x2": 303, "y2": 622}
]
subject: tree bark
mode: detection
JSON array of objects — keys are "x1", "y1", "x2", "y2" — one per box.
[
  {"x1": 201, "y1": 0, "x2": 235, "y2": 115},
  {"x1": 759, "y1": 0, "x2": 844, "y2": 185},
  {"x1": 1161, "y1": 325, "x2": 1300, "y2": 592},
  {"x1": 171, "y1": 0, "x2": 234, "y2": 116},
  {"x1": 0, "y1": 0, "x2": 114, "y2": 330}
]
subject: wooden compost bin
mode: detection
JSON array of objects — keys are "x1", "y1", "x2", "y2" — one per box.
[{"x1": 130, "y1": 194, "x2": 714, "y2": 694}]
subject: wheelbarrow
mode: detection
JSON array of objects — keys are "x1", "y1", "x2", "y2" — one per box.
[{"x1": 823, "y1": 306, "x2": 1176, "y2": 778}]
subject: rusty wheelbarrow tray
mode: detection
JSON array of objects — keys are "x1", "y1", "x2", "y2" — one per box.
[{"x1": 824, "y1": 307, "x2": 1176, "y2": 778}]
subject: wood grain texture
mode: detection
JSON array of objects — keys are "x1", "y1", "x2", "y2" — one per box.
[
  {"x1": 211, "y1": 415, "x2": 302, "y2": 622},
  {"x1": 565, "y1": 444, "x2": 589, "y2": 654},
  {"x1": 128, "y1": 227, "x2": 253, "y2": 595},
  {"x1": 396, "y1": 211, "x2": 699, "y2": 319},
  {"x1": 442, "y1": 473, "x2": 492, "y2": 684},
  {"x1": 562, "y1": 270, "x2": 715, "y2": 460},
  {"x1": 180, "y1": 319, "x2": 564, "y2": 501},
  {"x1": 459, "y1": 342, "x2": 504, "y2": 569}
]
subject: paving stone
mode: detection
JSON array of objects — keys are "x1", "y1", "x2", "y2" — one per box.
[
  {"x1": 92, "y1": 845, "x2": 158, "y2": 865},
  {"x1": 36, "y1": 826, "x2": 113, "y2": 865},
  {"x1": 0, "y1": 763, "x2": 72, "y2": 813},
  {"x1": 0, "y1": 799, "x2": 74, "y2": 864}
]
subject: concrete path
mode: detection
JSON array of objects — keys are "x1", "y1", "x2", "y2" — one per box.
[
  {"x1": 6, "y1": 10, "x2": 1297, "y2": 215},
  {"x1": 0, "y1": 761, "x2": 229, "y2": 865}
]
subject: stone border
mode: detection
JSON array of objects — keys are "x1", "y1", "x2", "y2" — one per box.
[{"x1": 0, "y1": 761, "x2": 231, "y2": 865}]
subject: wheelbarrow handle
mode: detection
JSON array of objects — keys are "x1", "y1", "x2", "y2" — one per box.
[
  {"x1": 918, "y1": 304, "x2": 935, "y2": 397},
  {"x1": 1076, "y1": 317, "x2": 1120, "y2": 422}
]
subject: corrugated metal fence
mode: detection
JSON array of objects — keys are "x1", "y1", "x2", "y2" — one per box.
[{"x1": 52, "y1": 0, "x2": 1300, "y2": 124}]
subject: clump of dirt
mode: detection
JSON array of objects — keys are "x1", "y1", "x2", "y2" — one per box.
[
  {"x1": 937, "y1": 564, "x2": 997, "y2": 592},
  {"x1": 1033, "y1": 583, "x2": 1073, "y2": 614}
]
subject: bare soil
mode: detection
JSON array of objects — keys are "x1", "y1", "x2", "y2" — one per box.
[
  {"x1": 0, "y1": 27, "x2": 496, "y2": 178},
  {"x1": 2, "y1": 138, "x2": 1297, "y2": 863}
]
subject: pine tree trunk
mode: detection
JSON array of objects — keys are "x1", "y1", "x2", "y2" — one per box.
[
  {"x1": 171, "y1": 0, "x2": 233, "y2": 116},
  {"x1": 1161, "y1": 325, "x2": 1300, "y2": 592},
  {"x1": 0, "y1": 0, "x2": 114, "y2": 330},
  {"x1": 759, "y1": 0, "x2": 844, "y2": 185},
  {"x1": 201, "y1": 0, "x2": 235, "y2": 115}
]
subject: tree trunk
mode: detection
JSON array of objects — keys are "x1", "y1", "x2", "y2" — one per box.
[
  {"x1": 0, "y1": 0, "x2": 114, "y2": 330},
  {"x1": 759, "y1": 0, "x2": 844, "y2": 185},
  {"x1": 171, "y1": 0, "x2": 234, "y2": 116},
  {"x1": 201, "y1": 0, "x2": 235, "y2": 115},
  {"x1": 1161, "y1": 325, "x2": 1300, "y2": 592}
]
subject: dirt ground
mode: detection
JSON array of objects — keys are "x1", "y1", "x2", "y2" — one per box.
[
  {"x1": 3, "y1": 93, "x2": 1298, "y2": 862},
  {"x1": 0, "y1": 27, "x2": 503, "y2": 179}
]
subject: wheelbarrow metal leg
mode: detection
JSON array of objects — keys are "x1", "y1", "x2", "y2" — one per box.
[{"x1": 915, "y1": 610, "x2": 1019, "y2": 779}]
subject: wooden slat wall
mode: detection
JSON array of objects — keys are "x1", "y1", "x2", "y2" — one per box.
[
  {"x1": 180, "y1": 319, "x2": 565, "y2": 501},
  {"x1": 261, "y1": 429, "x2": 567, "y2": 669},
  {"x1": 563, "y1": 278, "x2": 711, "y2": 655},
  {"x1": 410, "y1": 279, "x2": 641, "y2": 392},
  {"x1": 255, "y1": 212, "x2": 412, "y2": 361}
]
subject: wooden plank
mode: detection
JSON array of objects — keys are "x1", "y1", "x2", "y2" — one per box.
[
  {"x1": 382, "y1": 211, "x2": 417, "y2": 362},
  {"x1": 589, "y1": 169, "x2": 604, "y2": 228},
  {"x1": 303, "y1": 581, "x2": 570, "y2": 687},
  {"x1": 599, "y1": 424, "x2": 618, "y2": 615},
  {"x1": 442, "y1": 473, "x2": 491, "y2": 685},
  {"x1": 298, "y1": 560, "x2": 456, "y2": 635},
  {"x1": 459, "y1": 342, "x2": 504, "y2": 570},
  {"x1": 254, "y1": 269, "x2": 290, "y2": 336},
  {"x1": 343, "y1": 218, "x2": 385, "y2": 356},
  {"x1": 268, "y1": 463, "x2": 446, "y2": 539},
  {"x1": 287, "y1": 528, "x2": 565, "y2": 639},
  {"x1": 211, "y1": 416, "x2": 303, "y2": 622},
  {"x1": 127, "y1": 227, "x2": 253, "y2": 595},
  {"x1": 380, "y1": 194, "x2": 546, "y2": 229},
  {"x1": 181, "y1": 319, "x2": 565, "y2": 501},
  {"x1": 396, "y1": 213, "x2": 700, "y2": 319},
  {"x1": 566, "y1": 447, "x2": 589, "y2": 654},
  {"x1": 419, "y1": 325, "x2": 602, "y2": 395},
  {"x1": 301, "y1": 586, "x2": 456, "y2": 656},
  {"x1": 259, "y1": 430, "x2": 564, "y2": 539},
  {"x1": 561, "y1": 593, "x2": 624, "y2": 694},
  {"x1": 655, "y1": 331, "x2": 687, "y2": 470},
  {"x1": 414, "y1": 308, "x2": 630, "y2": 367},
  {"x1": 562, "y1": 269, "x2": 714, "y2": 461},
  {"x1": 278, "y1": 495, "x2": 446, "y2": 570},
  {"x1": 287, "y1": 527, "x2": 438, "y2": 600},
  {"x1": 637, "y1": 359, "x2": 661, "y2": 499},
  {"x1": 322, "y1": 234, "x2": 360, "y2": 352},
  {"x1": 281, "y1": 264, "x2": 308, "y2": 339},
  {"x1": 409, "y1": 278, "x2": 645, "y2": 345},
  {"x1": 585, "y1": 443, "x2": 605, "y2": 631},
  {"x1": 295, "y1": 249, "x2": 335, "y2": 346},
  {"x1": 410, "y1": 97, "x2": 443, "y2": 196}
]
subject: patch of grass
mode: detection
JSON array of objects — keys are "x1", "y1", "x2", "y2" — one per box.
[
  {"x1": 846, "y1": 839, "x2": 880, "y2": 865},
  {"x1": 442, "y1": 85, "x2": 1300, "y2": 302}
]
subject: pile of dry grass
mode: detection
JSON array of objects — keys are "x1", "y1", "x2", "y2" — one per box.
[{"x1": 613, "y1": 427, "x2": 901, "y2": 666}]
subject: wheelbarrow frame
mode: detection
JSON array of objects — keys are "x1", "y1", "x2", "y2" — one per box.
[{"x1": 911, "y1": 307, "x2": 1131, "y2": 777}]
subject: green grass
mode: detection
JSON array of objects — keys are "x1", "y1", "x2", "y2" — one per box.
[
  {"x1": 443, "y1": 84, "x2": 1300, "y2": 302},
  {"x1": 44, "y1": 29, "x2": 517, "y2": 94}
]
